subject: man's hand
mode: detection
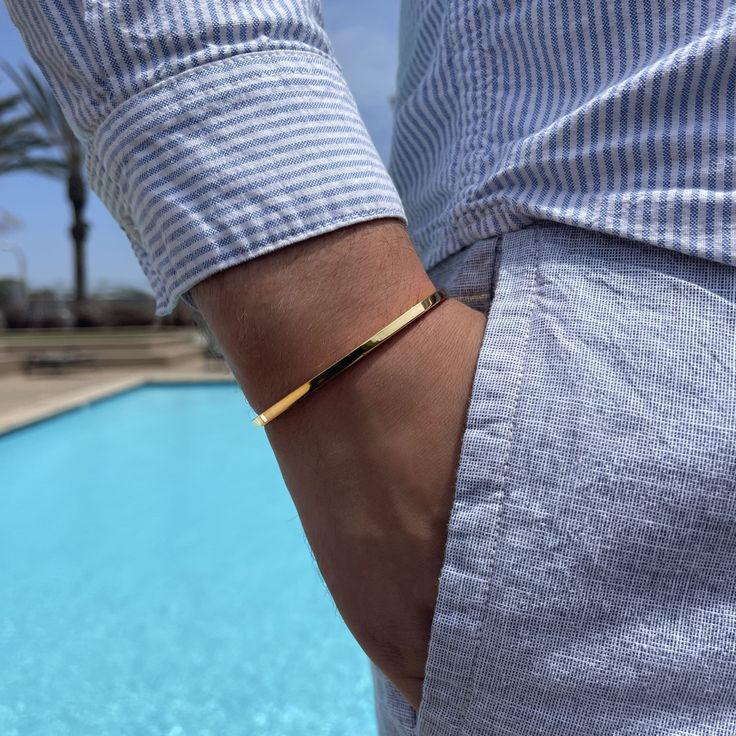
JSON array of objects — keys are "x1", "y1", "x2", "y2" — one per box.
[{"x1": 193, "y1": 220, "x2": 486, "y2": 708}]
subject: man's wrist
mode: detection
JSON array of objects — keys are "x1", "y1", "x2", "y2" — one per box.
[{"x1": 192, "y1": 219, "x2": 435, "y2": 413}]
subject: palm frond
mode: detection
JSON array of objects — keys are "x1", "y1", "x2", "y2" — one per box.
[
  {"x1": 0, "y1": 91, "x2": 65, "y2": 178},
  {"x1": 0, "y1": 93, "x2": 22, "y2": 116},
  {"x1": 0, "y1": 156, "x2": 67, "y2": 177},
  {"x1": 1, "y1": 63, "x2": 75, "y2": 150}
]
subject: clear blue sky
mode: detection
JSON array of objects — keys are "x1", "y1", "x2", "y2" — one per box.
[{"x1": 0, "y1": 2, "x2": 400, "y2": 294}]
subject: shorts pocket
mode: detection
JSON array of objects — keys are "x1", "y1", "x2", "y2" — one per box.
[
  {"x1": 414, "y1": 227, "x2": 543, "y2": 735},
  {"x1": 372, "y1": 235, "x2": 505, "y2": 736},
  {"x1": 373, "y1": 229, "x2": 543, "y2": 735}
]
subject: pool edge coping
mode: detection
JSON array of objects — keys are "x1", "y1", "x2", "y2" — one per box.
[{"x1": 0, "y1": 373, "x2": 236, "y2": 437}]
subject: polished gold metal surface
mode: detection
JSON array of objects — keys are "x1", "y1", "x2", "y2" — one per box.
[{"x1": 252, "y1": 288, "x2": 448, "y2": 427}]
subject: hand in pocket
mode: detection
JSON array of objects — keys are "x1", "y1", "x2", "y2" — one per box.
[{"x1": 266, "y1": 298, "x2": 486, "y2": 708}]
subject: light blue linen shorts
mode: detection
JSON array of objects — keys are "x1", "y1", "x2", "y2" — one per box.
[{"x1": 374, "y1": 222, "x2": 736, "y2": 735}]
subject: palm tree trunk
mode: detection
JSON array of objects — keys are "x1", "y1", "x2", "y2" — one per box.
[{"x1": 67, "y1": 164, "x2": 88, "y2": 305}]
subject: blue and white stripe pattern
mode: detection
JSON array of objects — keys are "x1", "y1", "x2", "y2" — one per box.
[
  {"x1": 6, "y1": 1, "x2": 736, "y2": 312},
  {"x1": 394, "y1": 1, "x2": 736, "y2": 271}
]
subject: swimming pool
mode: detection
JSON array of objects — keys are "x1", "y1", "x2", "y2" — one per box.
[{"x1": 0, "y1": 384, "x2": 376, "y2": 735}]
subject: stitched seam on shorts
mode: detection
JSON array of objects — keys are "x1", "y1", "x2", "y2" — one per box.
[
  {"x1": 455, "y1": 225, "x2": 544, "y2": 736},
  {"x1": 415, "y1": 237, "x2": 507, "y2": 736}
]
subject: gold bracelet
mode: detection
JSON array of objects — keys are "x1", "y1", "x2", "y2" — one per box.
[{"x1": 252, "y1": 288, "x2": 448, "y2": 427}]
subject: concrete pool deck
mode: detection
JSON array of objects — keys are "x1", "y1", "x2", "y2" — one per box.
[{"x1": 0, "y1": 359, "x2": 234, "y2": 435}]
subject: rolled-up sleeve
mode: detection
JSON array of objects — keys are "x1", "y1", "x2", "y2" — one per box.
[{"x1": 6, "y1": 1, "x2": 406, "y2": 313}]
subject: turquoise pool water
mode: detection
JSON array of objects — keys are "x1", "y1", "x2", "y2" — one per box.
[{"x1": 0, "y1": 384, "x2": 376, "y2": 735}]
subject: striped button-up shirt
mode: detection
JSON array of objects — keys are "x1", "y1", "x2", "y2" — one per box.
[{"x1": 6, "y1": 1, "x2": 736, "y2": 313}]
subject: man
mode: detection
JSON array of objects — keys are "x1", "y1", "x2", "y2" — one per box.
[{"x1": 7, "y1": 1, "x2": 736, "y2": 733}]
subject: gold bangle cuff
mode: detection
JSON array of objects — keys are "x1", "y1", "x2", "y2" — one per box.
[{"x1": 252, "y1": 288, "x2": 448, "y2": 427}]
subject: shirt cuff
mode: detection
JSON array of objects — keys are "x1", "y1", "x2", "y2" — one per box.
[{"x1": 87, "y1": 50, "x2": 406, "y2": 315}]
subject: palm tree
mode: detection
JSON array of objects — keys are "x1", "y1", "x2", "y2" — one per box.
[{"x1": 2, "y1": 64, "x2": 89, "y2": 305}]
